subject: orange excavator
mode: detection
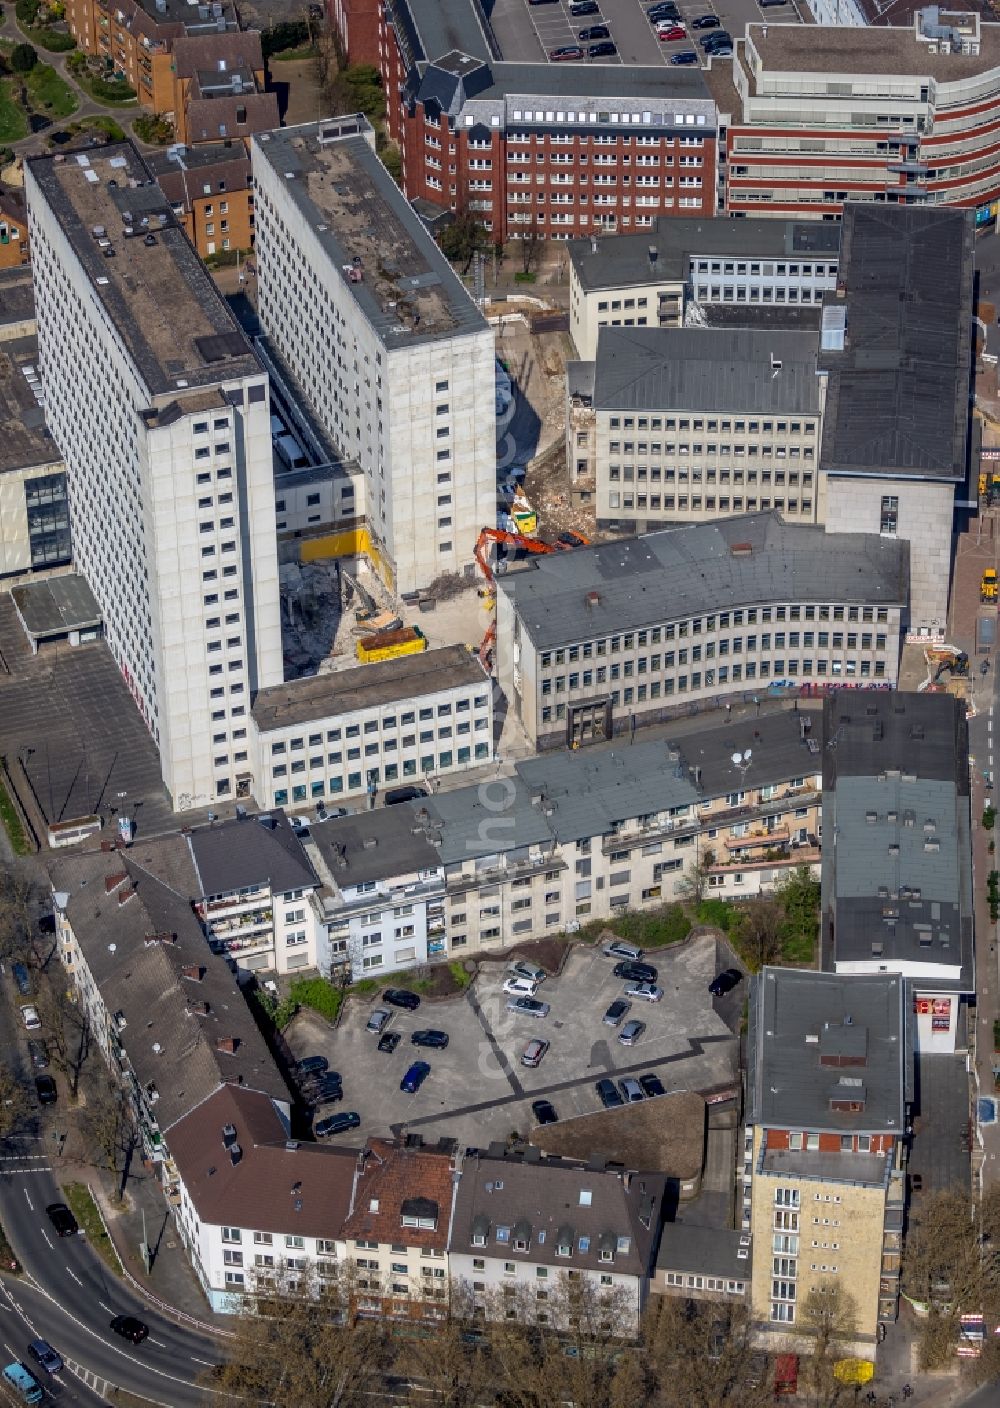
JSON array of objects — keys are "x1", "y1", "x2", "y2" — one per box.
[{"x1": 474, "y1": 528, "x2": 558, "y2": 671}]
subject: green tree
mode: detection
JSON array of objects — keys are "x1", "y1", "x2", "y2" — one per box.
[
  {"x1": 438, "y1": 210, "x2": 488, "y2": 271},
  {"x1": 10, "y1": 42, "x2": 38, "y2": 73},
  {"x1": 14, "y1": 0, "x2": 40, "y2": 26}
]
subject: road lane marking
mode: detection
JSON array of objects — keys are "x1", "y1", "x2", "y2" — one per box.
[
  {"x1": 148, "y1": 1338, "x2": 167, "y2": 1347},
  {"x1": 23, "y1": 1188, "x2": 33, "y2": 1212},
  {"x1": 40, "y1": 1229, "x2": 52, "y2": 1250},
  {"x1": 99, "y1": 1302, "x2": 113, "y2": 1314},
  {"x1": 66, "y1": 1268, "x2": 82, "y2": 1287}
]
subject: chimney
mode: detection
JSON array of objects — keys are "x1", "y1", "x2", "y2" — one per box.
[
  {"x1": 118, "y1": 887, "x2": 135, "y2": 905},
  {"x1": 590, "y1": 235, "x2": 598, "y2": 254},
  {"x1": 586, "y1": 590, "x2": 600, "y2": 608},
  {"x1": 187, "y1": 999, "x2": 211, "y2": 1017},
  {"x1": 647, "y1": 244, "x2": 658, "y2": 269},
  {"x1": 216, "y1": 1035, "x2": 240, "y2": 1054},
  {"x1": 181, "y1": 963, "x2": 205, "y2": 982},
  {"x1": 104, "y1": 870, "x2": 128, "y2": 893}
]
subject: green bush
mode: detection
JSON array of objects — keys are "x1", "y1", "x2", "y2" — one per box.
[
  {"x1": 286, "y1": 976, "x2": 344, "y2": 1025},
  {"x1": 261, "y1": 20, "x2": 309, "y2": 58},
  {"x1": 985, "y1": 805, "x2": 996, "y2": 831},
  {"x1": 10, "y1": 41, "x2": 37, "y2": 72},
  {"x1": 24, "y1": 27, "x2": 75, "y2": 51},
  {"x1": 89, "y1": 75, "x2": 135, "y2": 101},
  {"x1": 132, "y1": 111, "x2": 173, "y2": 144},
  {"x1": 448, "y1": 961, "x2": 471, "y2": 989},
  {"x1": 696, "y1": 897, "x2": 736, "y2": 932},
  {"x1": 15, "y1": 0, "x2": 40, "y2": 26}
]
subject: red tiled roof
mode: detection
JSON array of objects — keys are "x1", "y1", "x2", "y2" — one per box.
[{"x1": 343, "y1": 1139, "x2": 455, "y2": 1252}]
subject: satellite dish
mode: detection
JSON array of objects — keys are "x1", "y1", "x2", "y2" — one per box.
[
  {"x1": 744, "y1": 749, "x2": 752, "y2": 762},
  {"x1": 108, "y1": 943, "x2": 117, "y2": 953},
  {"x1": 731, "y1": 752, "x2": 742, "y2": 766}
]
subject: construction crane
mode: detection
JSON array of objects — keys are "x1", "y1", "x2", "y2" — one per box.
[
  {"x1": 474, "y1": 527, "x2": 558, "y2": 588},
  {"x1": 474, "y1": 528, "x2": 558, "y2": 671}
]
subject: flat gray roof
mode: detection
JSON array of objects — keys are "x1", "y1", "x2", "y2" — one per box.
[
  {"x1": 310, "y1": 805, "x2": 442, "y2": 886},
  {"x1": 27, "y1": 144, "x2": 260, "y2": 398},
  {"x1": 252, "y1": 120, "x2": 488, "y2": 349},
  {"x1": 251, "y1": 645, "x2": 488, "y2": 732},
  {"x1": 0, "y1": 333, "x2": 57, "y2": 475},
  {"x1": 821, "y1": 693, "x2": 973, "y2": 985},
  {"x1": 188, "y1": 810, "x2": 317, "y2": 900},
  {"x1": 656, "y1": 1222, "x2": 750, "y2": 1281},
  {"x1": 593, "y1": 326, "x2": 821, "y2": 415},
  {"x1": 0, "y1": 267, "x2": 35, "y2": 333},
  {"x1": 498, "y1": 512, "x2": 908, "y2": 652},
  {"x1": 749, "y1": 18, "x2": 1000, "y2": 82},
  {"x1": 570, "y1": 216, "x2": 841, "y2": 292},
  {"x1": 748, "y1": 967, "x2": 909, "y2": 1137},
  {"x1": 11, "y1": 575, "x2": 100, "y2": 638},
  {"x1": 819, "y1": 205, "x2": 973, "y2": 482},
  {"x1": 481, "y1": 62, "x2": 709, "y2": 102}
]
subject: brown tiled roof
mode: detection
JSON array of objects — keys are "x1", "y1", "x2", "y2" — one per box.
[
  {"x1": 168, "y1": 1085, "x2": 358, "y2": 1238},
  {"x1": 186, "y1": 93, "x2": 280, "y2": 143},
  {"x1": 148, "y1": 150, "x2": 252, "y2": 212},
  {"x1": 343, "y1": 1139, "x2": 455, "y2": 1252},
  {"x1": 172, "y1": 31, "x2": 265, "y2": 79}
]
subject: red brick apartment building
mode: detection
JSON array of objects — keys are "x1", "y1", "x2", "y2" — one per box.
[{"x1": 330, "y1": 0, "x2": 716, "y2": 239}]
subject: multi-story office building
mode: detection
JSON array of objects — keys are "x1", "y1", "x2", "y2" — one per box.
[
  {"x1": 250, "y1": 645, "x2": 493, "y2": 808},
  {"x1": 711, "y1": 11, "x2": 1000, "y2": 224},
  {"x1": 495, "y1": 512, "x2": 907, "y2": 752},
  {"x1": 568, "y1": 217, "x2": 842, "y2": 361},
  {"x1": 308, "y1": 806, "x2": 446, "y2": 978},
  {"x1": 652, "y1": 1224, "x2": 750, "y2": 1305},
  {"x1": 25, "y1": 142, "x2": 283, "y2": 810},
  {"x1": 580, "y1": 327, "x2": 824, "y2": 532},
  {"x1": 817, "y1": 204, "x2": 973, "y2": 633},
  {"x1": 821, "y1": 692, "x2": 974, "y2": 1054},
  {"x1": 746, "y1": 968, "x2": 910, "y2": 1347},
  {"x1": 252, "y1": 116, "x2": 496, "y2": 595},
  {"x1": 0, "y1": 269, "x2": 71, "y2": 580},
  {"x1": 449, "y1": 1148, "x2": 666, "y2": 1335}
]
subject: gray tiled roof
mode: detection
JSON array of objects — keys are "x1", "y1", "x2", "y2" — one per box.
[
  {"x1": 748, "y1": 967, "x2": 908, "y2": 1136},
  {"x1": 48, "y1": 850, "x2": 289, "y2": 1132},
  {"x1": 593, "y1": 326, "x2": 821, "y2": 415},
  {"x1": 450, "y1": 1149, "x2": 666, "y2": 1278},
  {"x1": 187, "y1": 810, "x2": 317, "y2": 899},
  {"x1": 818, "y1": 205, "x2": 973, "y2": 482},
  {"x1": 497, "y1": 513, "x2": 908, "y2": 652},
  {"x1": 570, "y1": 216, "x2": 841, "y2": 292}
]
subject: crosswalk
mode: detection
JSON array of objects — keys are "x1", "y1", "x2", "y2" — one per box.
[
  {"x1": 64, "y1": 1357, "x2": 115, "y2": 1399},
  {"x1": 0, "y1": 1155, "x2": 52, "y2": 1176}
]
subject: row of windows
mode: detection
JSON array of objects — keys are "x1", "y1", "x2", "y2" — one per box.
[
  {"x1": 607, "y1": 468, "x2": 814, "y2": 484},
  {"x1": 271, "y1": 719, "x2": 487, "y2": 771},
  {"x1": 541, "y1": 634, "x2": 888, "y2": 685},
  {"x1": 536, "y1": 606, "x2": 889, "y2": 664},
  {"x1": 272, "y1": 743, "x2": 491, "y2": 804},
  {"x1": 607, "y1": 416, "x2": 816, "y2": 434},
  {"x1": 269, "y1": 699, "x2": 489, "y2": 753}
]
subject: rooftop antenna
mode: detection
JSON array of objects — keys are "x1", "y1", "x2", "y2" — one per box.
[{"x1": 731, "y1": 749, "x2": 753, "y2": 781}]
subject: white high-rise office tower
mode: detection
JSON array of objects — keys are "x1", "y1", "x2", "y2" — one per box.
[
  {"x1": 26, "y1": 143, "x2": 283, "y2": 810},
  {"x1": 252, "y1": 116, "x2": 497, "y2": 596}
]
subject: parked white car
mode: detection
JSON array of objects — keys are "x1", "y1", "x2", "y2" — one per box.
[{"x1": 503, "y1": 976, "x2": 538, "y2": 997}]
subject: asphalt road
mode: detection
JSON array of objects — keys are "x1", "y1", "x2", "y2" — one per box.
[{"x1": 0, "y1": 1132, "x2": 225, "y2": 1408}]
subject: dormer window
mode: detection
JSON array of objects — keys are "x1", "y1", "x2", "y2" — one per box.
[{"x1": 556, "y1": 1242, "x2": 572, "y2": 1257}]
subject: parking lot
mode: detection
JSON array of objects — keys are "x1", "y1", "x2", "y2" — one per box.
[
  {"x1": 487, "y1": 0, "x2": 802, "y2": 69},
  {"x1": 285, "y1": 933, "x2": 740, "y2": 1151}
]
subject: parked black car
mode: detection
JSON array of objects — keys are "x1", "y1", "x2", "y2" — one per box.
[
  {"x1": 709, "y1": 967, "x2": 743, "y2": 997},
  {"x1": 532, "y1": 1099, "x2": 559, "y2": 1126},
  {"x1": 315, "y1": 1110, "x2": 361, "y2": 1138},
  {"x1": 308, "y1": 1074, "x2": 344, "y2": 1103},
  {"x1": 411, "y1": 1030, "x2": 449, "y2": 1049},
  {"x1": 383, "y1": 988, "x2": 421, "y2": 1011},
  {"x1": 612, "y1": 960, "x2": 658, "y2": 984},
  {"x1": 34, "y1": 1075, "x2": 57, "y2": 1106},
  {"x1": 297, "y1": 1055, "x2": 329, "y2": 1078},
  {"x1": 588, "y1": 40, "x2": 617, "y2": 56},
  {"x1": 639, "y1": 1072, "x2": 666, "y2": 1098},
  {"x1": 578, "y1": 24, "x2": 609, "y2": 38},
  {"x1": 26, "y1": 1040, "x2": 49, "y2": 1072},
  {"x1": 596, "y1": 1077, "x2": 624, "y2": 1109},
  {"x1": 45, "y1": 1203, "x2": 78, "y2": 1237},
  {"x1": 377, "y1": 1031, "x2": 401, "y2": 1053}
]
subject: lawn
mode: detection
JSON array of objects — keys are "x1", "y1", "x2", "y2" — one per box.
[
  {"x1": 24, "y1": 60, "x2": 78, "y2": 117},
  {"x1": 0, "y1": 772, "x2": 29, "y2": 855},
  {"x1": 268, "y1": 43, "x2": 318, "y2": 61},
  {"x1": 0, "y1": 78, "x2": 29, "y2": 143},
  {"x1": 61, "y1": 1182, "x2": 123, "y2": 1275}
]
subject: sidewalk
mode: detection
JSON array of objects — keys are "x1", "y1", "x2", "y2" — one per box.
[{"x1": 83, "y1": 1158, "x2": 233, "y2": 1333}]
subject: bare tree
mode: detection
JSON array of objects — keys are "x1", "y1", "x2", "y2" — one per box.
[
  {"x1": 396, "y1": 1281, "x2": 492, "y2": 1407},
  {"x1": 207, "y1": 1265, "x2": 391, "y2": 1407},
  {"x1": 34, "y1": 981, "x2": 89, "y2": 1098},
  {"x1": 902, "y1": 1186, "x2": 1000, "y2": 1369},
  {"x1": 0, "y1": 1064, "x2": 30, "y2": 1142},
  {"x1": 85, "y1": 1074, "x2": 138, "y2": 1196},
  {"x1": 519, "y1": 217, "x2": 543, "y2": 276},
  {"x1": 0, "y1": 866, "x2": 38, "y2": 968},
  {"x1": 734, "y1": 897, "x2": 784, "y2": 970},
  {"x1": 676, "y1": 848, "x2": 717, "y2": 906},
  {"x1": 643, "y1": 1297, "x2": 774, "y2": 1408},
  {"x1": 799, "y1": 1282, "x2": 858, "y2": 1407}
]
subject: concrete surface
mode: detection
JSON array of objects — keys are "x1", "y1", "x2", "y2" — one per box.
[{"x1": 285, "y1": 933, "x2": 738, "y2": 1149}]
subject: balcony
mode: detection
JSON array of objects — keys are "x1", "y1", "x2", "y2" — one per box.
[
  {"x1": 197, "y1": 888, "x2": 270, "y2": 917},
  {"x1": 723, "y1": 825, "x2": 790, "y2": 852},
  {"x1": 212, "y1": 933, "x2": 274, "y2": 959},
  {"x1": 207, "y1": 909, "x2": 272, "y2": 938},
  {"x1": 710, "y1": 845, "x2": 819, "y2": 875}
]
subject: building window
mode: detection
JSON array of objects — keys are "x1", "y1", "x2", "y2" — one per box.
[{"x1": 880, "y1": 495, "x2": 898, "y2": 535}]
